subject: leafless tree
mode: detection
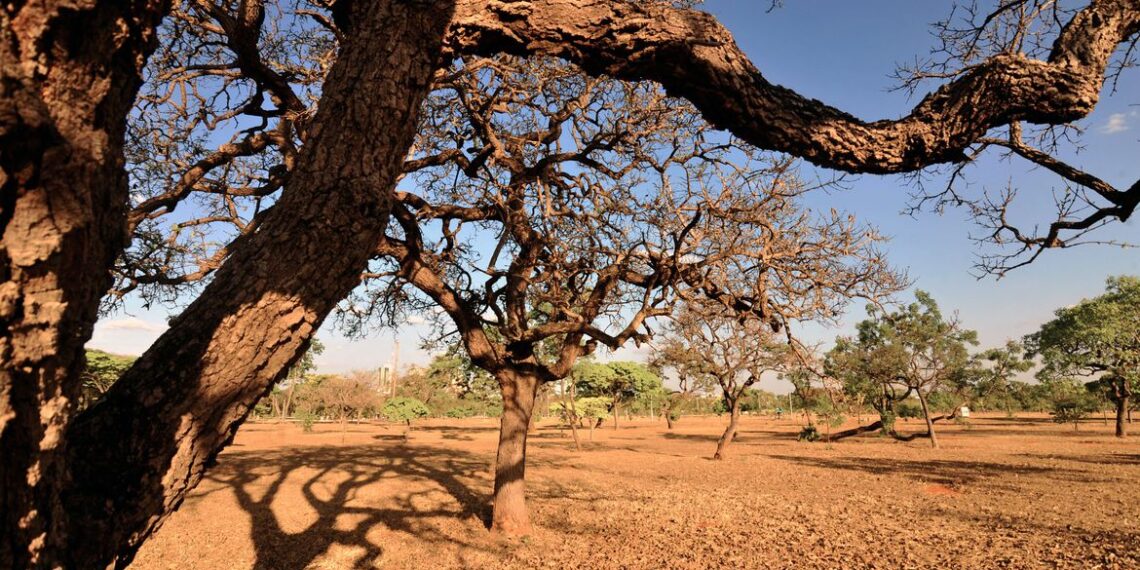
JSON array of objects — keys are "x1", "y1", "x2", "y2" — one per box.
[
  {"x1": 658, "y1": 300, "x2": 793, "y2": 459},
  {"x1": 330, "y1": 54, "x2": 900, "y2": 532}
]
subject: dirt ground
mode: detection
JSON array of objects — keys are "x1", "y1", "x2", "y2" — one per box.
[{"x1": 130, "y1": 413, "x2": 1140, "y2": 569}]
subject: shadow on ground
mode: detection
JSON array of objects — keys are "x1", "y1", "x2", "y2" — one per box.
[
  {"x1": 199, "y1": 444, "x2": 495, "y2": 569},
  {"x1": 768, "y1": 455, "x2": 1101, "y2": 489}
]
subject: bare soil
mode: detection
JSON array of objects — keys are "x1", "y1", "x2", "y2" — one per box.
[{"x1": 130, "y1": 414, "x2": 1140, "y2": 569}]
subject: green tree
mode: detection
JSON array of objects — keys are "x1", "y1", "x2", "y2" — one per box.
[
  {"x1": 827, "y1": 291, "x2": 977, "y2": 448},
  {"x1": 575, "y1": 397, "x2": 612, "y2": 442},
  {"x1": 1026, "y1": 276, "x2": 1140, "y2": 438},
  {"x1": 382, "y1": 397, "x2": 431, "y2": 437},
  {"x1": 575, "y1": 361, "x2": 663, "y2": 430},
  {"x1": 79, "y1": 350, "x2": 137, "y2": 410}
]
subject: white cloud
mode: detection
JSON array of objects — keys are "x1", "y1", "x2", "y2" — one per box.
[
  {"x1": 98, "y1": 317, "x2": 168, "y2": 333},
  {"x1": 405, "y1": 315, "x2": 426, "y2": 325},
  {"x1": 1101, "y1": 112, "x2": 1131, "y2": 134}
]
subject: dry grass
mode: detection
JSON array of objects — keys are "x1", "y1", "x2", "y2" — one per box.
[{"x1": 130, "y1": 413, "x2": 1140, "y2": 569}]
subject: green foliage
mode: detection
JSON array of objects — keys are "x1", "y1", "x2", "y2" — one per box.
[
  {"x1": 797, "y1": 425, "x2": 821, "y2": 442},
  {"x1": 1027, "y1": 276, "x2": 1140, "y2": 411},
  {"x1": 444, "y1": 406, "x2": 478, "y2": 418},
  {"x1": 574, "y1": 397, "x2": 611, "y2": 421},
  {"x1": 896, "y1": 402, "x2": 923, "y2": 419},
  {"x1": 382, "y1": 396, "x2": 430, "y2": 425},
  {"x1": 1027, "y1": 276, "x2": 1140, "y2": 379},
  {"x1": 826, "y1": 291, "x2": 977, "y2": 424},
  {"x1": 1051, "y1": 399, "x2": 1092, "y2": 429},
  {"x1": 287, "y1": 337, "x2": 325, "y2": 381},
  {"x1": 296, "y1": 410, "x2": 317, "y2": 432},
  {"x1": 575, "y1": 361, "x2": 663, "y2": 418},
  {"x1": 80, "y1": 349, "x2": 136, "y2": 408}
]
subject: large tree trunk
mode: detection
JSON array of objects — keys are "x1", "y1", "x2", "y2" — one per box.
[
  {"x1": 713, "y1": 399, "x2": 741, "y2": 460},
  {"x1": 57, "y1": 2, "x2": 455, "y2": 566},
  {"x1": 916, "y1": 390, "x2": 940, "y2": 449},
  {"x1": 1, "y1": 0, "x2": 168, "y2": 566},
  {"x1": 492, "y1": 368, "x2": 540, "y2": 534}
]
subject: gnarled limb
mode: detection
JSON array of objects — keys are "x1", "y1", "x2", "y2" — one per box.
[{"x1": 446, "y1": 0, "x2": 1139, "y2": 174}]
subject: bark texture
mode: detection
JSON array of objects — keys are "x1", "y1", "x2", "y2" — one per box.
[
  {"x1": 492, "y1": 368, "x2": 539, "y2": 534},
  {"x1": 58, "y1": 2, "x2": 454, "y2": 566},
  {"x1": 713, "y1": 402, "x2": 741, "y2": 460},
  {"x1": 447, "y1": 0, "x2": 1140, "y2": 174},
  {"x1": 1, "y1": 0, "x2": 167, "y2": 565}
]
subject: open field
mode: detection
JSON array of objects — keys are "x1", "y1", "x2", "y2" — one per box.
[{"x1": 130, "y1": 414, "x2": 1140, "y2": 570}]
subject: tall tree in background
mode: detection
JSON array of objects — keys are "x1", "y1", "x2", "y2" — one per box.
[
  {"x1": 3, "y1": 0, "x2": 1138, "y2": 565},
  {"x1": 1026, "y1": 275, "x2": 1140, "y2": 437},
  {"x1": 656, "y1": 299, "x2": 795, "y2": 459},
  {"x1": 828, "y1": 292, "x2": 978, "y2": 448}
]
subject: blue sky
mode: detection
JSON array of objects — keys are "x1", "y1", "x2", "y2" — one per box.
[{"x1": 89, "y1": 1, "x2": 1139, "y2": 392}]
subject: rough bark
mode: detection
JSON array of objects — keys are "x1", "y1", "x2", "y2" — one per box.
[
  {"x1": 447, "y1": 0, "x2": 1140, "y2": 176},
  {"x1": 713, "y1": 400, "x2": 741, "y2": 460},
  {"x1": 57, "y1": 2, "x2": 455, "y2": 566},
  {"x1": 916, "y1": 391, "x2": 940, "y2": 449},
  {"x1": 492, "y1": 367, "x2": 540, "y2": 534},
  {"x1": 0, "y1": 0, "x2": 168, "y2": 565}
]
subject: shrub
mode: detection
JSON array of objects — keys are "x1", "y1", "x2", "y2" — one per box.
[
  {"x1": 444, "y1": 406, "x2": 477, "y2": 419},
  {"x1": 296, "y1": 410, "x2": 317, "y2": 433},
  {"x1": 797, "y1": 425, "x2": 821, "y2": 442},
  {"x1": 896, "y1": 403, "x2": 923, "y2": 420},
  {"x1": 1051, "y1": 400, "x2": 1090, "y2": 430}
]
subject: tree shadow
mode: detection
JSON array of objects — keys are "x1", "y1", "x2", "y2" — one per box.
[
  {"x1": 768, "y1": 455, "x2": 1101, "y2": 489},
  {"x1": 200, "y1": 443, "x2": 496, "y2": 569},
  {"x1": 1020, "y1": 452, "x2": 1140, "y2": 467}
]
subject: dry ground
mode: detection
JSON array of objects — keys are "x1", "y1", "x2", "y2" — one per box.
[{"x1": 130, "y1": 413, "x2": 1140, "y2": 569}]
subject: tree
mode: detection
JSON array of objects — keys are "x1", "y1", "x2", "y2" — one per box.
[
  {"x1": 575, "y1": 397, "x2": 612, "y2": 442},
  {"x1": 79, "y1": 350, "x2": 137, "y2": 410},
  {"x1": 337, "y1": 50, "x2": 898, "y2": 533},
  {"x1": 654, "y1": 300, "x2": 796, "y2": 459},
  {"x1": 827, "y1": 292, "x2": 978, "y2": 448},
  {"x1": 649, "y1": 336, "x2": 718, "y2": 429},
  {"x1": 575, "y1": 362, "x2": 663, "y2": 430},
  {"x1": 312, "y1": 375, "x2": 383, "y2": 435},
  {"x1": 1026, "y1": 275, "x2": 1140, "y2": 437},
  {"x1": 971, "y1": 341, "x2": 1034, "y2": 415},
  {"x1": 382, "y1": 397, "x2": 431, "y2": 437},
  {"x1": 4, "y1": 1, "x2": 1138, "y2": 565}
]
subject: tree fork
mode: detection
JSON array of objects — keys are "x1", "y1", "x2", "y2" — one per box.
[{"x1": 60, "y1": 1, "x2": 456, "y2": 566}]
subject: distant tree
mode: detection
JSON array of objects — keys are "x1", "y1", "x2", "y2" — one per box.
[
  {"x1": 827, "y1": 292, "x2": 978, "y2": 448},
  {"x1": 382, "y1": 397, "x2": 431, "y2": 438},
  {"x1": 264, "y1": 339, "x2": 326, "y2": 419},
  {"x1": 656, "y1": 299, "x2": 795, "y2": 459},
  {"x1": 971, "y1": 341, "x2": 1034, "y2": 415},
  {"x1": 79, "y1": 350, "x2": 137, "y2": 410},
  {"x1": 575, "y1": 397, "x2": 612, "y2": 442},
  {"x1": 1026, "y1": 276, "x2": 1140, "y2": 438},
  {"x1": 575, "y1": 361, "x2": 663, "y2": 430},
  {"x1": 649, "y1": 337, "x2": 718, "y2": 429}
]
